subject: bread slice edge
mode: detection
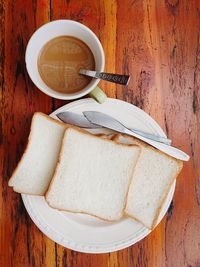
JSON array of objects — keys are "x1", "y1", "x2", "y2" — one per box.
[
  {"x1": 8, "y1": 112, "x2": 69, "y2": 194},
  {"x1": 45, "y1": 128, "x2": 141, "y2": 221},
  {"x1": 113, "y1": 133, "x2": 183, "y2": 230}
]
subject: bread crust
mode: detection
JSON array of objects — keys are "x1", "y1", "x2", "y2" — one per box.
[
  {"x1": 46, "y1": 200, "x2": 123, "y2": 222},
  {"x1": 9, "y1": 113, "x2": 183, "y2": 230},
  {"x1": 8, "y1": 112, "x2": 69, "y2": 194},
  {"x1": 150, "y1": 160, "x2": 183, "y2": 229},
  {"x1": 120, "y1": 146, "x2": 141, "y2": 221},
  {"x1": 9, "y1": 112, "x2": 134, "y2": 195},
  {"x1": 45, "y1": 128, "x2": 141, "y2": 221},
  {"x1": 62, "y1": 126, "x2": 140, "y2": 148},
  {"x1": 114, "y1": 133, "x2": 183, "y2": 230},
  {"x1": 45, "y1": 127, "x2": 140, "y2": 198},
  {"x1": 95, "y1": 133, "x2": 107, "y2": 138},
  {"x1": 13, "y1": 189, "x2": 43, "y2": 196},
  {"x1": 111, "y1": 133, "x2": 120, "y2": 141}
]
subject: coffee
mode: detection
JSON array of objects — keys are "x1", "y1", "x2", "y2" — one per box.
[{"x1": 38, "y1": 36, "x2": 95, "y2": 93}]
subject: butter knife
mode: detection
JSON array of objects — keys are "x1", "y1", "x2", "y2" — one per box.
[
  {"x1": 83, "y1": 111, "x2": 189, "y2": 161},
  {"x1": 57, "y1": 111, "x2": 101, "y2": 129},
  {"x1": 56, "y1": 111, "x2": 171, "y2": 145}
]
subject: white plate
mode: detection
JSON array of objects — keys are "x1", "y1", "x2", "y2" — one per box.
[{"x1": 22, "y1": 98, "x2": 175, "y2": 253}]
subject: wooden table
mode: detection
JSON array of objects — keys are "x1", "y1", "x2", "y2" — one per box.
[{"x1": 1, "y1": 0, "x2": 200, "y2": 266}]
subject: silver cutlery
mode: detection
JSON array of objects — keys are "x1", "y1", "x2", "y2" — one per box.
[
  {"x1": 56, "y1": 111, "x2": 171, "y2": 145},
  {"x1": 83, "y1": 111, "x2": 190, "y2": 161},
  {"x1": 57, "y1": 111, "x2": 100, "y2": 129},
  {"x1": 79, "y1": 69, "x2": 130, "y2": 86}
]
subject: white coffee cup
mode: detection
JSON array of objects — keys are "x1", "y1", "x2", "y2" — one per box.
[{"x1": 25, "y1": 20, "x2": 106, "y2": 102}]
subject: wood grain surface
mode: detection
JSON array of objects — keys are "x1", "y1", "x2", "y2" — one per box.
[{"x1": 0, "y1": 0, "x2": 200, "y2": 266}]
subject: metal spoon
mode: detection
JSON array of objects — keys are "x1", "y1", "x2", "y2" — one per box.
[{"x1": 79, "y1": 69, "x2": 130, "y2": 86}]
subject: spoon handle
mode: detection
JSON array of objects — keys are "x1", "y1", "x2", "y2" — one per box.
[{"x1": 79, "y1": 69, "x2": 130, "y2": 85}]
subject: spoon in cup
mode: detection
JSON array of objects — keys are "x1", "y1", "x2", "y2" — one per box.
[{"x1": 79, "y1": 69, "x2": 130, "y2": 86}]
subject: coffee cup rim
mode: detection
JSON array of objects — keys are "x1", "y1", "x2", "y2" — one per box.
[{"x1": 25, "y1": 19, "x2": 105, "y2": 100}]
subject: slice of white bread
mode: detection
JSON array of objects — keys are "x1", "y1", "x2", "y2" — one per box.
[
  {"x1": 46, "y1": 128, "x2": 140, "y2": 221},
  {"x1": 113, "y1": 134, "x2": 183, "y2": 229},
  {"x1": 8, "y1": 112, "x2": 68, "y2": 195}
]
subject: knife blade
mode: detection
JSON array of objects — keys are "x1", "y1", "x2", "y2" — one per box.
[
  {"x1": 56, "y1": 112, "x2": 102, "y2": 128},
  {"x1": 56, "y1": 111, "x2": 171, "y2": 145},
  {"x1": 83, "y1": 111, "x2": 189, "y2": 161}
]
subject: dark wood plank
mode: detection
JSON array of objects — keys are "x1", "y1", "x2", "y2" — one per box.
[
  {"x1": 0, "y1": 0, "x2": 52, "y2": 266},
  {"x1": 49, "y1": 1, "x2": 117, "y2": 266},
  {"x1": 0, "y1": 0, "x2": 200, "y2": 266},
  {"x1": 116, "y1": 0, "x2": 200, "y2": 266}
]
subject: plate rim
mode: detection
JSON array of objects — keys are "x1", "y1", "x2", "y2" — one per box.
[{"x1": 22, "y1": 98, "x2": 175, "y2": 253}]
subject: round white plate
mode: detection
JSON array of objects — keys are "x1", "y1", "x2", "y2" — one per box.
[{"x1": 22, "y1": 98, "x2": 175, "y2": 253}]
